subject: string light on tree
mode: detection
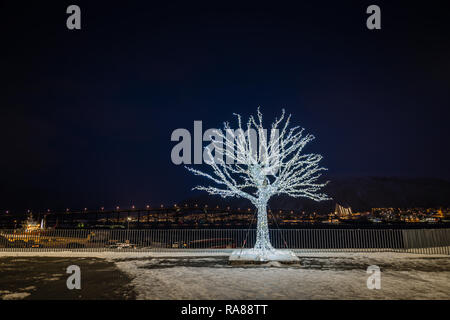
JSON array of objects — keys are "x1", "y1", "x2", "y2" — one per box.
[{"x1": 186, "y1": 108, "x2": 330, "y2": 262}]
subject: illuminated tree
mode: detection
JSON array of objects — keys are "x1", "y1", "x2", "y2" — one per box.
[{"x1": 186, "y1": 108, "x2": 330, "y2": 259}]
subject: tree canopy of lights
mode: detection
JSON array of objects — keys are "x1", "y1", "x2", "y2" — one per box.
[{"x1": 186, "y1": 108, "x2": 330, "y2": 253}]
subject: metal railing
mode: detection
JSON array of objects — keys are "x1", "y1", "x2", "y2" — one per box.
[{"x1": 0, "y1": 228, "x2": 449, "y2": 254}]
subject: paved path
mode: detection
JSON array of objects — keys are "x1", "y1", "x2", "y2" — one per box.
[{"x1": 0, "y1": 257, "x2": 135, "y2": 299}]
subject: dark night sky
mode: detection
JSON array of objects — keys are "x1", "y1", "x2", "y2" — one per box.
[{"x1": 1, "y1": 1, "x2": 449, "y2": 211}]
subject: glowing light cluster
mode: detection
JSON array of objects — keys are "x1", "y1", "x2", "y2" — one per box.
[{"x1": 186, "y1": 108, "x2": 330, "y2": 253}]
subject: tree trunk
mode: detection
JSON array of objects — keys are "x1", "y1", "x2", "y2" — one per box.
[{"x1": 254, "y1": 201, "x2": 274, "y2": 251}]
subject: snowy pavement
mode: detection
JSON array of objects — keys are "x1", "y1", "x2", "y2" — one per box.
[{"x1": 1, "y1": 251, "x2": 449, "y2": 299}]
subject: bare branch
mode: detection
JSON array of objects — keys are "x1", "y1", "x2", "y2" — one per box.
[{"x1": 185, "y1": 108, "x2": 331, "y2": 205}]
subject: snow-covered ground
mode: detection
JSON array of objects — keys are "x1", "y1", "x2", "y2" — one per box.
[
  {"x1": 1, "y1": 251, "x2": 449, "y2": 299},
  {"x1": 113, "y1": 252, "x2": 450, "y2": 300}
]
